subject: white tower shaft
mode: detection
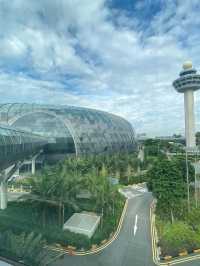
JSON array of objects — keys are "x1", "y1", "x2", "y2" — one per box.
[{"x1": 184, "y1": 90, "x2": 196, "y2": 147}]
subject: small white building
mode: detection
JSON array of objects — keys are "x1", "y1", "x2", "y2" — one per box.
[
  {"x1": 63, "y1": 212, "x2": 100, "y2": 238},
  {"x1": 0, "y1": 261, "x2": 12, "y2": 266}
]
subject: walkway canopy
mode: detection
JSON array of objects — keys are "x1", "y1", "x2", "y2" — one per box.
[{"x1": 0, "y1": 125, "x2": 47, "y2": 171}]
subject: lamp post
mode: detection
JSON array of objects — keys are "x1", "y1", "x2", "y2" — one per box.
[{"x1": 185, "y1": 150, "x2": 190, "y2": 211}]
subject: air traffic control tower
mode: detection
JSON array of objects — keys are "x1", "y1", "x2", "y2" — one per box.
[{"x1": 173, "y1": 61, "x2": 200, "y2": 149}]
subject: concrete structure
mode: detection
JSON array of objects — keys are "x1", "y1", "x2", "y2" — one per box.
[
  {"x1": 0, "y1": 181, "x2": 7, "y2": 210},
  {"x1": 173, "y1": 61, "x2": 200, "y2": 149},
  {"x1": 63, "y1": 212, "x2": 100, "y2": 238},
  {"x1": 52, "y1": 189, "x2": 155, "y2": 266},
  {"x1": 0, "y1": 261, "x2": 12, "y2": 266}
]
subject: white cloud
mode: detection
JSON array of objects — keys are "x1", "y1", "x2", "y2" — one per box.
[{"x1": 0, "y1": 0, "x2": 200, "y2": 136}]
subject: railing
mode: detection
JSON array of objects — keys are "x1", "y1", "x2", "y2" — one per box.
[{"x1": 8, "y1": 184, "x2": 32, "y2": 193}]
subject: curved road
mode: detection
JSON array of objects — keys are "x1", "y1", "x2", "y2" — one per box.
[
  {"x1": 52, "y1": 186, "x2": 154, "y2": 266},
  {"x1": 52, "y1": 186, "x2": 200, "y2": 266}
]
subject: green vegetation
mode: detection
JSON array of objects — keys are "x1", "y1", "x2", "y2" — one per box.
[
  {"x1": 144, "y1": 138, "x2": 184, "y2": 158},
  {"x1": 196, "y1": 131, "x2": 200, "y2": 146},
  {"x1": 147, "y1": 158, "x2": 194, "y2": 222},
  {"x1": 156, "y1": 219, "x2": 200, "y2": 257},
  {"x1": 144, "y1": 138, "x2": 200, "y2": 257},
  {"x1": 0, "y1": 231, "x2": 48, "y2": 266},
  {"x1": 1, "y1": 152, "x2": 141, "y2": 256}
]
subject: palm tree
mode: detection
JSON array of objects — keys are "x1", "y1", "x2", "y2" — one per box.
[
  {"x1": 0, "y1": 231, "x2": 49, "y2": 266},
  {"x1": 27, "y1": 163, "x2": 82, "y2": 227}
]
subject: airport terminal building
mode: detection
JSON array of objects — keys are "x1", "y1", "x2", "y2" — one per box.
[{"x1": 0, "y1": 103, "x2": 137, "y2": 157}]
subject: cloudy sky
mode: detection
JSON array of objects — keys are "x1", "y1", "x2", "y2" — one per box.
[{"x1": 0, "y1": 0, "x2": 200, "y2": 136}]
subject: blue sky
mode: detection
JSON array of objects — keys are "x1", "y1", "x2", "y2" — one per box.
[{"x1": 0, "y1": 0, "x2": 200, "y2": 136}]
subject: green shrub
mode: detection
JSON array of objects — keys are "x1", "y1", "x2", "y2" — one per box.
[
  {"x1": 0, "y1": 231, "x2": 48, "y2": 266},
  {"x1": 159, "y1": 222, "x2": 200, "y2": 256},
  {"x1": 186, "y1": 207, "x2": 200, "y2": 231},
  {"x1": 119, "y1": 173, "x2": 147, "y2": 185}
]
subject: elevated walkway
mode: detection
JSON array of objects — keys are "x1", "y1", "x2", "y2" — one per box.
[
  {"x1": 0, "y1": 125, "x2": 46, "y2": 171},
  {"x1": 0, "y1": 125, "x2": 47, "y2": 209}
]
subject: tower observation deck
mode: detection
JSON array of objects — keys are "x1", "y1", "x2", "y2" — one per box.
[{"x1": 173, "y1": 61, "x2": 200, "y2": 149}]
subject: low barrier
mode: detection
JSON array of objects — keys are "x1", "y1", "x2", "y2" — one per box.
[
  {"x1": 48, "y1": 199, "x2": 128, "y2": 256},
  {"x1": 150, "y1": 200, "x2": 200, "y2": 265}
]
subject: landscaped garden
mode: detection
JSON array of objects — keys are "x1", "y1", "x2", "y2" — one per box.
[
  {"x1": 0, "y1": 231, "x2": 49, "y2": 266},
  {"x1": 0, "y1": 152, "x2": 142, "y2": 263},
  {"x1": 144, "y1": 138, "x2": 200, "y2": 258},
  {"x1": 2, "y1": 138, "x2": 195, "y2": 263}
]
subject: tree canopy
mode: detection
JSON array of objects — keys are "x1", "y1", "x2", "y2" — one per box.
[{"x1": 147, "y1": 158, "x2": 194, "y2": 221}]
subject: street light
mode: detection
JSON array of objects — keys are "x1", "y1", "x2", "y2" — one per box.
[
  {"x1": 185, "y1": 150, "x2": 190, "y2": 212},
  {"x1": 185, "y1": 146, "x2": 199, "y2": 212}
]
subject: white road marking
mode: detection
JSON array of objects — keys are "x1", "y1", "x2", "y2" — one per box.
[{"x1": 134, "y1": 214, "x2": 138, "y2": 236}]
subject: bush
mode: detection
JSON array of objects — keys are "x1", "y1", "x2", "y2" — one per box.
[
  {"x1": 186, "y1": 207, "x2": 200, "y2": 231},
  {"x1": 0, "y1": 231, "x2": 48, "y2": 266},
  {"x1": 1, "y1": 153, "x2": 128, "y2": 252},
  {"x1": 119, "y1": 173, "x2": 147, "y2": 185},
  {"x1": 159, "y1": 222, "x2": 200, "y2": 256},
  {"x1": 0, "y1": 196, "x2": 125, "y2": 251}
]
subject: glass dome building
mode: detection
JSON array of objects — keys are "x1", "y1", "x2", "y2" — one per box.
[
  {"x1": 0, "y1": 103, "x2": 137, "y2": 156},
  {"x1": 0, "y1": 125, "x2": 46, "y2": 171}
]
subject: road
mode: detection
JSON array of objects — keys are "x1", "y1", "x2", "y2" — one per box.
[
  {"x1": 51, "y1": 185, "x2": 200, "y2": 266},
  {"x1": 3, "y1": 185, "x2": 200, "y2": 266},
  {"x1": 181, "y1": 261, "x2": 200, "y2": 266},
  {"x1": 52, "y1": 185, "x2": 154, "y2": 266}
]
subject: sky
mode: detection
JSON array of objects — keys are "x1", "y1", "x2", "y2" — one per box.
[{"x1": 0, "y1": 0, "x2": 200, "y2": 136}]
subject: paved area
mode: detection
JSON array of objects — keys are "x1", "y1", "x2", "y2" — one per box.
[
  {"x1": 51, "y1": 184, "x2": 200, "y2": 266},
  {"x1": 0, "y1": 192, "x2": 28, "y2": 204},
  {"x1": 181, "y1": 261, "x2": 200, "y2": 266},
  {"x1": 52, "y1": 185, "x2": 154, "y2": 266},
  {"x1": 119, "y1": 183, "x2": 148, "y2": 199},
  {"x1": 1, "y1": 185, "x2": 200, "y2": 266},
  {"x1": 0, "y1": 262, "x2": 12, "y2": 266}
]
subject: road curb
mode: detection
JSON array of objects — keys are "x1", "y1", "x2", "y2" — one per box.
[
  {"x1": 150, "y1": 200, "x2": 200, "y2": 265},
  {"x1": 48, "y1": 199, "x2": 128, "y2": 256},
  {"x1": 150, "y1": 200, "x2": 160, "y2": 265}
]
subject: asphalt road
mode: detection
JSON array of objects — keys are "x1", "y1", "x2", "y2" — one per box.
[
  {"x1": 181, "y1": 261, "x2": 200, "y2": 266},
  {"x1": 4, "y1": 187, "x2": 200, "y2": 266},
  {"x1": 52, "y1": 185, "x2": 155, "y2": 266}
]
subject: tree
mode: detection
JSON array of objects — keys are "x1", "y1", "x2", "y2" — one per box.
[
  {"x1": 160, "y1": 222, "x2": 199, "y2": 256},
  {"x1": 0, "y1": 231, "x2": 49, "y2": 266},
  {"x1": 147, "y1": 159, "x2": 187, "y2": 222},
  {"x1": 28, "y1": 164, "x2": 82, "y2": 227},
  {"x1": 173, "y1": 157, "x2": 195, "y2": 183},
  {"x1": 186, "y1": 207, "x2": 200, "y2": 230},
  {"x1": 27, "y1": 152, "x2": 136, "y2": 227},
  {"x1": 196, "y1": 132, "x2": 200, "y2": 146}
]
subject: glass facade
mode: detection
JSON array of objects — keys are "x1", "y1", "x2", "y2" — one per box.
[
  {"x1": 0, "y1": 125, "x2": 46, "y2": 170},
  {"x1": 173, "y1": 73, "x2": 200, "y2": 92},
  {"x1": 0, "y1": 103, "x2": 137, "y2": 155}
]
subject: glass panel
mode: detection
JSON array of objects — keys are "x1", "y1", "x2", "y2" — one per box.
[{"x1": 0, "y1": 104, "x2": 137, "y2": 155}]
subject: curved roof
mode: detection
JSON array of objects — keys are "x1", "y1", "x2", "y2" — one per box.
[
  {"x1": 0, "y1": 103, "x2": 137, "y2": 155},
  {"x1": 0, "y1": 125, "x2": 46, "y2": 170}
]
